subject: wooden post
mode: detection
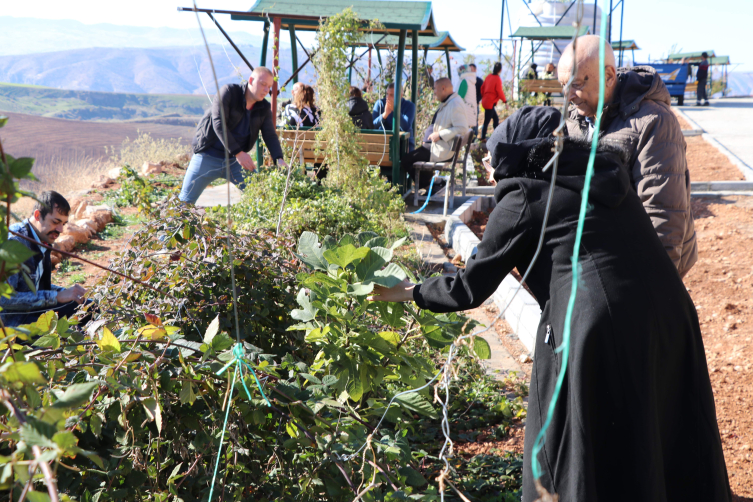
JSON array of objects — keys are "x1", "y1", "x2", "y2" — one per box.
[
  {"x1": 348, "y1": 46, "x2": 356, "y2": 84},
  {"x1": 392, "y1": 29, "x2": 407, "y2": 188},
  {"x1": 411, "y1": 30, "x2": 419, "y2": 105},
  {"x1": 411, "y1": 30, "x2": 419, "y2": 148},
  {"x1": 257, "y1": 20, "x2": 270, "y2": 166},
  {"x1": 271, "y1": 17, "x2": 281, "y2": 127},
  {"x1": 367, "y1": 47, "x2": 372, "y2": 89},
  {"x1": 289, "y1": 25, "x2": 298, "y2": 84},
  {"x1": 444, "y1": 48, "x2": 451, "y2": 80}
]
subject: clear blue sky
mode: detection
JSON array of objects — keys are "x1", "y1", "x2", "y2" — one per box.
[{"x1": 4, "y1": 0, "x2": 751, "y2": 72}]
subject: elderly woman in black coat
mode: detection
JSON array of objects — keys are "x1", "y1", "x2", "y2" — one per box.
[{"x1": 371, "y1": 107, "x2": 731, "y2": 501}]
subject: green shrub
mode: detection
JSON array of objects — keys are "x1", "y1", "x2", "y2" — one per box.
[{"x1": 212, "y1": 167, "x2": 407, "y2": 240}]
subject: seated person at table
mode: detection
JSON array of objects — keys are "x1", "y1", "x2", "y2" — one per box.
[
  {"x1": 348, "y1": 86, "x2": 373, "y2": 129},
  {"x1": 399, "y1": 77, "x2": 470, "y2": 189},
  {"x1": 372, "y1": 82, "x2": 416, "y2": 151},
  {"x1": 1, "y1": 191, "x2": 90, "y2": 328},
  {"x1": 283, "y1": 84, "x2": 320, "y2": 128}
]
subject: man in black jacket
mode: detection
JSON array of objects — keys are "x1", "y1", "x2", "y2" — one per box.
[
  {"x1": 695, "y1": 52, "x2": 710, "y2": 106},
  {"x1": 179, "y1": 67, "x2": 287, "y2": 204}
]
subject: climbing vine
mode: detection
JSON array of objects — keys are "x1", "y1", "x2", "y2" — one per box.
[{"x1": 313, "y1": 9, "x2": 377, "y2": 191}]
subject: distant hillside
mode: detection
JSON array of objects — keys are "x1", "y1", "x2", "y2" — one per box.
[
  {"x1": 0, "y1": 83, "x2": 208, "y2": 122},
  {"x1": 0, "y1": 16, "x2": 277, "y2": 56},
  {"x1": 0, "y1": 45, "x2": 305, "y2": 95}
]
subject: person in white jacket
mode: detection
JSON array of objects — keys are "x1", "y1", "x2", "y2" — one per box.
[
  {"x1": 456, "y1": 65, "x2": 479, "y2": 133},
  {"x1": 400, "y1": 77, "x2": 471, "y2": 189}
]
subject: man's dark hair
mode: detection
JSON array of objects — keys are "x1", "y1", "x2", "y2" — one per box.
[
  {"x1": 531, "y1": 63, "x2": 538, "y2": 69},
  {"x1": 702, "y1": 52, "x2": 708, "y2": 58},
  {"x1": 469, "y1": 63, "x2": 477, "y2": 70},
  {"x1": 386, "y1": 82, "x2": 395, "y2": 90},
  {"x1": 34, "y1": 191, "x2": 70, "y2": 219},
  {"x1": 493, "y1": 62, "x2": 502, "y2": 75},
  {"x1": 349, "y1": 86, "x2": 362, "y2": 98}
]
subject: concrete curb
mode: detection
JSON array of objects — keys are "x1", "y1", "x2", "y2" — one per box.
[
  {"x1": 675, "y1": 107, "x2": 705, "y2": 133},
  {"x1": 701, "y1": 133, "x2": 753, "y2": 181},
  {"x1": 443, "y1": 196, "x2": 540, "y2": 355},
  {"x1": 691, "y1": 181, "x2": 753, "y2": 192}
]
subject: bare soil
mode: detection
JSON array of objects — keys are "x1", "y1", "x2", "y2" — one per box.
[
  {"x1": 0, "y1": 110, "x2": 193, "y2": 161},
  {"x1": 686, "y1": 136, "x2": 745, "y2": 182},
  {"x1": 685, "y1": 196, "x2": 753, "y2": 497}
]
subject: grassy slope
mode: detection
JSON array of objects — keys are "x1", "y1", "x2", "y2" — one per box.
[{"x1": 0, "y1": 82, "x2": 208, "y2": 121}]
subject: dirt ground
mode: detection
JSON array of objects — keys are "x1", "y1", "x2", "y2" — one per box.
[
  {"x1": 686, "y1": 196, "x2": 753, "y2": 498},
  {"x1": 686, "y1": 136, "x2": 745, "y2": 181}
]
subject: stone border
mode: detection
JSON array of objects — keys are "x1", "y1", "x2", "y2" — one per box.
[
  {"x1": 443, "y1": 196, "x2": 540, "y2": 355},
  {"x1": 701, "y1": 133, "x2": 753, "y2": 181},
  {"x1": 674, "y1": 107, "x2": 705, "y2": 135}
]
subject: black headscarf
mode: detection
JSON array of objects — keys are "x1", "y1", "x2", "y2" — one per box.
[
  {"x1": 487, "y1": 106, "x2": 561, "y2": 179},
  {"x1": 487, "y1": 106, "x2": 632, "y2": 208}
]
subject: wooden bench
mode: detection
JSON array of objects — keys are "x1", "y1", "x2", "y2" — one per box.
[
  {"x1": 277, "y1": 128, "x2": 409, "y2": 168},
  {"x1": 521, "y1": 79, "x2": 563, "y2": 95}
]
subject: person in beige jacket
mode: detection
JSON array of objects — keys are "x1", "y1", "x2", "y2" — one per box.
[
  {"x1": 402, "y1": 77, "x2": 470, "y2": 189},
  {"x1": 558, "y1": 35, "x2": 697, "y2": 277}
]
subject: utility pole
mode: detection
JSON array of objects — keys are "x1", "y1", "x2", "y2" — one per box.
[{"x1": 499, "y1": 0, "x2": 506, "y2": 62}]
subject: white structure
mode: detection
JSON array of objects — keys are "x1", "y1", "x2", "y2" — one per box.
[{"x1": 515, "y1": 1, "x2": 604, "y2": 71}]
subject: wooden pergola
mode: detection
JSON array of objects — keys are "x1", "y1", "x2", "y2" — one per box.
[
  {"x1": 349, "y1": 31, "x2": 464, "y2": 83},
  {"x1": 611, "y1": 39, "x2": 639, "y2": 67},
  {"x1": 178, "y1": 0, "x2": 440, "y2": 186}
]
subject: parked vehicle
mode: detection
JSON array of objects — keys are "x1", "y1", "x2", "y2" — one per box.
[{"x1": 645, "y1": 63, "x2": 689, "y2": 105}]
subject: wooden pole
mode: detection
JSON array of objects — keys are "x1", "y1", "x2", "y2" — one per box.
[
  {"x1": 348, "y1": 46, "x2": 356, "y2": 84},
  {"x1": 289, "y1": 25, "x2": 298, "y2": 84},
  {"x1": 444, "y1": 48, "x2": 451, "y2": 80},
  {"x1": 367, "y1": 47, "x2": 372, "y2": 89},
  {"x1": 393, "y1": 30, "x2": 407, "y2": 188},
  {"x1": 257, "y1": 20, "x2": 270, "y2": 165},
  {"x1": 271, "y1": 17, "x2": 281, "y2": 126},
  {"x1": 411, "y1": 30, "x2": 419, "y2": 148}
]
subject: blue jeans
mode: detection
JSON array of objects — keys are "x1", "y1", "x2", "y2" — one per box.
[{"x1": 179, "y1": 153, "x2": 249, "y2": 204}]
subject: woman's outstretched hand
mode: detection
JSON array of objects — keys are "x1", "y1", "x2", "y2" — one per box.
[{"x1": 367, "y1": 279, "x2": 417, "y2": 303}]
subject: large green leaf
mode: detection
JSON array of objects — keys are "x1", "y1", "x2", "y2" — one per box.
[
  {"x1": 398, "y1": 466, "x2": 428, "y2": 487},
  {"x1": 420, "y1": 325, "x2": 455, "y2": 349},
  {"x1": 52, "y1": 382, "x2": 98, "y2": 409},
  {"x1": 368, "y1": 263, "x2": 407, "y2": 288},
  {"x1": 473, "y1": 336, "x2": 492, "y2": 360},
  {"x1": 203, "y1": 315, "x2": 220, "y2": 345},
  {"x1": 377, "y1": 302, "x2": 405, "y2": 329},
  {"x1": 295, "y1": 232, "x2": 329, "y2": 271},
  {"x1": 322, "y1": 244, "x2": 369, "y2": 270},
  {"x1": 356, "y1": 231, "x2": 379, "y2": 246},
  {"x1": 394, "y1": 392, "x2": 438, "y2": 419},
  {"x1": 9, "y1": 157, "x2": 34, "y2": 179},
  {"x1": 0, "y1": 240, "x2": 35, "y2": 266},
  {"x1": 1, "y1": 361, "x2": 45, "y2": 384},
  {"x1": 354, "y1": 247, "x2": 392, "y2": 282},
  {"x1": 291, "y1": 289, "x2": 318, "y2": 322}
]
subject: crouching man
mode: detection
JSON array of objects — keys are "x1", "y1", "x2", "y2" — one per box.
[{"x1": 1, "y1": 191, "x2": 89, "y2": 328}]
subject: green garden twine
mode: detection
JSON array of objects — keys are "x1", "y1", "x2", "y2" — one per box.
[
  {"x1": 208, "y1": 343, "x2": 271, "y2": 501},
  {"x1": 530, "y1": 0, "x2": 610, "y2": 483}
]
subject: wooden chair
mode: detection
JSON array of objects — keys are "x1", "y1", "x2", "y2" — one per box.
[{"x1": 412, "y1": 129, "x2": 475, "y2": 211}]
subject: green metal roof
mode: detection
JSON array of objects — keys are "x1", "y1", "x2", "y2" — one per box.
[
  {"x1": 612, "y1": 40, "x2": 639, "y2": 51},
  {"x1": 709, "y1": 56, "x2": 730, "y2": 65},
  {"x1": 351, "y1": 31, "x2": 464, "y2": 51},
  {"x1": 231, "y1": 0, "x2": 437, "y2": 35},
  {"x1": 667, "y1": 50, "x2": 716, "y2": 61},
  {"x1": 511, "y1": 25, "x2": 590, "y2": 40}
]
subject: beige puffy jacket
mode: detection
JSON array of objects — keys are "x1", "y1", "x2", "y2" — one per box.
[
  {"x1": 566, "y1": 66, "x2": 697, "y2": 277},
  {"x1": 430, "y1": 93, "x2": 471, "y2": 162}
]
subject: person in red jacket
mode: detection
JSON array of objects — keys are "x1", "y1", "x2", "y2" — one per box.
[{"x1": 479, "y1": 62, "x2": 507, "y2": 140}]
